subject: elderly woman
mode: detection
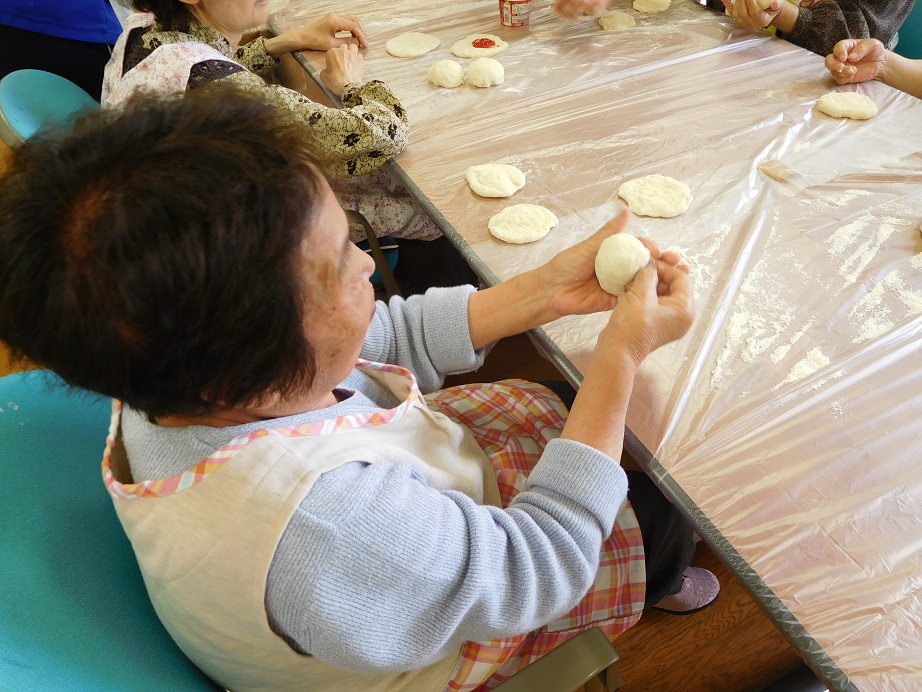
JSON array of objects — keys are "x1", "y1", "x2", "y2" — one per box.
[
  {"x1": 0, "y1": 88, "x2": 717, "y2": 691},
  {"x1": 103, "y1": 0, "x2": 442, "y2": 250}
]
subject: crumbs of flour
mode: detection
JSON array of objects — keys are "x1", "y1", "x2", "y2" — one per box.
[
  {"x1": 848, "y1": 264, "x2": 922, "y2": 343},
  {"x1": 777, "y1": 347, "x2": 829, "y2": 388},
  {"x1": 800, "y1": 188, "x2": 872, "y2": 213}
]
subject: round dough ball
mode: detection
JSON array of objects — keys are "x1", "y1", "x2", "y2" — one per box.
[
  {"x1": 451, "y1": 34, "x2": 508, "y2": 58},
  {"x1": 466, "y1": 58, "x2": 504, "y2": 88},
  {"x1": 466, "y1": 164, "x2": 526, "y2": 197},
  {"x1": 595, "y1": 233, "x2": 652, "y2": 295},
  {"x1": 488, "y1": 204, "x2": 558, "y2": 244},
  {"x1": 599, "y1": 10, "x2": 637, "y2": 30},
  {"x1": 385, "y1": 32, "x2": 441, "y2": 58},
  {"x1": 816, "y1": 92, "x2": 878, "y2": 120},
  {"x1": 428, "y1": 60, "x2": 464, "y2": 88},
  {"x1": 618, "y1": 174, "x2": 692, "y2": 218},
  {"x1": 633, "y1": 0, "x2": 670, "y2": 13}
]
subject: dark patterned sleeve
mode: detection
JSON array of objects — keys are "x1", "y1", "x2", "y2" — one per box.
[
  {"x1": 235, "y1": 36, "x2": 279, "y2": 79},
  {"x1": 221, "y1": 70, "x2": 410, "y2": 179},
  {"x1": 782, "y1": 0, "x2": 914, "y2": 56}
]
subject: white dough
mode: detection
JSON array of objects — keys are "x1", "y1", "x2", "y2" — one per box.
[
  {"x1": 816, "y1": 92, "x2": 878, "y2": 120},
  {"x1": 618, "y1": 174, "x2": 692, "y2": 217},
  {"x1": 385, "y1": 32, "x2": 441, "y2": 58},
  {"x1": 599, "y1": 11, "x2": 637, "y2": 30},
  {"x1": 465, "y1": 58, "x2": 504, "y2": 87},
  {"x1": 466, "y1": 164, "x2": 525, "y2": 197},
  {"x1": 427, "y1": 60, "x2": 464, "y2": 88},
  {"x1": 595, "y1": 233, "x2": 652, "y2": 295},
  {"x1": 488, "y1": 204, "x2": 558, "y2": 244},
  {"x1": 451, "y1": 34, "x2": 509, "y2": 58},
  {"x1": 633, "y1": 0, "x2": 670, "y2": 13}
]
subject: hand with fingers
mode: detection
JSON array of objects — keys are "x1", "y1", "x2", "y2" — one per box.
[
  {"x1": 720, "y1": 0, "x2": 783, "y2": 30},
  {"x1": 825, "y1": 38, "x2": 887, "y2": 85},
  {"x1": 320, "y1": 44, "x2": 365, "y2": 97}
]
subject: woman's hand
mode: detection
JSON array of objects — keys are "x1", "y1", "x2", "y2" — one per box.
[
  {"x1": 320, "y1": 44, "x2": 365, "y2": 97},
  {"x1": 553, "y1": 0, "x2": 609, "y2": 18},
  {"x1": 826, "y1": 38, "x2": 886, "y2": 85},
  {"x1": 265, "y1": 14, "x2": 368, "y2": 58},
  {"x1": 720, "y1": 0, "x2": 783, "y2": 30}
]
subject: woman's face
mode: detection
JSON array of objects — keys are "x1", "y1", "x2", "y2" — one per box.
[
  {"x1": 298, "y1": 180, "x2": 377, "y2": 396},
  {"x1": 179, "y1": 0, "x2": 271, "y2": 39}
]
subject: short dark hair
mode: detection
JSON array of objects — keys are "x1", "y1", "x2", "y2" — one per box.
[
  {"x1": 130, "y1": 0, "x2": 188, "y2": 27},
  {"x1": 0, "y1": 86, "x2": 326, "y2": 418}
]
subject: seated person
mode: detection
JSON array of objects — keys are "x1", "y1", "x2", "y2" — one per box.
[
  {"x1": 825, "y1": 37, "x2": 922, "y2": 99},
  {"x1": 721, "y1": 0, "x2": 914, "y2": 57},
  {"x1": 0, "y1": 86, "x2": 719, "y2": 691}
]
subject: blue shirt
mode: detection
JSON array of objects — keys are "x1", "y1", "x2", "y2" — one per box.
[{"x1": 1, "y1": 0, "x2": 122, "y2": 44}]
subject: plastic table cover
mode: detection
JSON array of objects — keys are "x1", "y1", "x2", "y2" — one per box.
[{"x1": 271, "y1": 1, "x2": 922, "y2": 689}]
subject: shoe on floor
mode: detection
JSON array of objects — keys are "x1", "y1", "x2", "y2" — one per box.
[{"x1": 650, "y1": 566, "x2": 720, "y2": 615}]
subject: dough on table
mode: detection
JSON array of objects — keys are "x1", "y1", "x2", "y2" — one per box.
[
  {"x1": 428, "y1": 60, "x2": 464, "y2": 88},
  {"x1": 595, "y1": 233, "x2": 652, "y2": 295},
  {"x1": 451, "y1": 34, "x2": 509, "y2": 58},
  {"x1": 618, "y1": 174, "x2": 692, "y2": 217},
  {"x1": 466, "y1": 58, "x2": 504, "y2": 87},
  {"x1": 816, "y1": 92, "x2": 878, "y2": 120},
  {"x1": 466, "y1": 164, "x2": 525, "y2": 197},
  {"x1": 633, "y1": 0, "x2": 670, "y2": 13},
  {"x1": 385, "y1": 32, "x2": 441, "y2": 58},
  {"x1": 488, "y1": 204, "x2": 558, "y2": 244},
  {"x1": 599, "y1": 11, "x2": 637, "y2": 30}
]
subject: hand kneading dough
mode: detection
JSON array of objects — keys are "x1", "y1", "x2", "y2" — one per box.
[
  {"x1": 816, "y1": 92, "x2": 878, "y2": 120},
  {"x1": 599, "y1": 11, "x2": 636, "y2": 29},
  {"x1": 618, "y1": 174, "x2": 692, "y2": 217},
  {"x1": 385, "y1": 32, "x2": 441, "y2": 58},
  {"x1": 466, "y1": 58, "x2": 504, "y2": 87},
  {"x1": 466, "y1": 164, "x2": 525, "y2": 197},
  {"x1": 488, "y1": 204, "x2": 558, "y2": 244},
  {"x1": 595, "y1": 234, "x2": 652, "y2": 295},
  {"x1": 451, "y1": 34, "x2": 508, "y2": 58},
  {"x1": 633, "y1": 0, "x2": 670, "y2": 13},
  {"x1": 428, "y1": 60, "x2": 464, "y2": 88}
]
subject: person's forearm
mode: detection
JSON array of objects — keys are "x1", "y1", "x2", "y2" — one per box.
[
  {"x1": 467, "y1": 269, "x2": 560, "y2": 349},
  {"x1": 771, "y1": 1, "x2": 798, "y2": 33},
  {"x1": 880, "y1": 52, "x2": 922, "y2": 99}
]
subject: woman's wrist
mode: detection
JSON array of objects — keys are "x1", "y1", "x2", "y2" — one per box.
[{"x1": 771, "y1": 1, "x2": 797, "y2": 33}]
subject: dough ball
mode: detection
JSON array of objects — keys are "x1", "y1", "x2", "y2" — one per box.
[
  {"x1": 599, "y1": 11, "x2": 637, "y2": 30},
  {"x1": 633, "y1": 0, "x2": 670, "y2": 13},
  {"x1": 595, "y1": 233, "x2": 652, "y2": 295},
  {"x1": 428, "y1": 60, "x2": 464, "y2": 88},
  {"x1": 816, "y1": 92, "x2": 878, "y2": 120},
  {"x1": 618, "y1": 174, "x2": 692, "y2": 217},
  {"x1": 466, "y1": 58, "x2": 504, "y2": 87},
  {"x1": 488, "y1": 204, "x2": 558, "y2": 244},
  {"x1": 466, "y1": 164, "x2": 526, "y2": 197},
  {"x1": 385, "y1": 32, "x2": 441, "y2": 58},
  {"x1": 451, "y1": 34, "x2": 509, "y2": 58}
]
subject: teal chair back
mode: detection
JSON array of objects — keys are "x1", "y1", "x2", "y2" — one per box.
[
  {"x1": 0, "y1": 371, "x2": 217, "y2": 691},
  {"x1": 0, "y1": 69, "x2": 98, "y2": 147},
  {"x1": 896, "y1": 1, "x2": 922, "y2": 59}
]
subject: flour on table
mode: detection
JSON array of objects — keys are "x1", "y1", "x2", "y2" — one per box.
[
  {"x1": 599, "y1": 11, "x2": 636, "y2": 30},
  {"x1": 488, "y1": 204, "x2": 557, "y2": 244},
  {"x1": 465, "y1": 58, "x2": 504, "y2": 87},
  {"x1": 633, "y1": 0, "x2": 670, "y2": 13},
  {"x1": 848, "y1": 266, "x2": 922, "y2": 344},
  {"x1": 451, "y1": 34, "x2": 508, "y2": 58},
  {"x1": 816, "y1": 92, "x2": 878, "y2": 120},
  {"x1": 466, "y1": 164, "x2": 525, "y2": 197},
  {"x1": 385, "y1": 32, "x2": 441, "y2": 58},
  {"x1": 618, "y1": 174, "x2": 692, "y2": 217},
  {"x1": 780, "y1": 347, "x2": 829, "y2": 385},
  {"x1": 595, "y1": 234, "x2": 651, "y2": 294},
  {"x1": 427, "y1": 60, "x2": 464, "y2": 88}
]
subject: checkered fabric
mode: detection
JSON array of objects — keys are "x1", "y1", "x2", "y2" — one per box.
[{"x1": 428, "y1": 380, "x2": 646, "y2": 691}]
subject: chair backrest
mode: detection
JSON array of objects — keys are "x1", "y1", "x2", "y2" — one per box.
[
  {"x1": 0, "y1": 371, "x2": 217, "y2": 691},
  {"x1": 895, "y1": 1, "x2": 922, "y2": 59},
  {"x1": 0, "y1": 69, "x2": 98, "y2": 147}
]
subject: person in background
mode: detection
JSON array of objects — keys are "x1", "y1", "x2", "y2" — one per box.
[
  {"x1": 721, "y1": 0, "x2": 915, "y2": 57},
  {"x1": 104, "y1": 0, "x2": 476, "y2": 292},
  {"x1": 0, "y1": 87, "x2": 718, "y2": 692},
  {"x1": 0, "y1": 0, "x2": 122, "y2": 101},
  {"x1": 825, "y1": 37, "x2": 922, "y2": 98}
]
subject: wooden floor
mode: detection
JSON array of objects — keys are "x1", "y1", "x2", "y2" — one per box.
[{"x1": 447, "y1": 334, "x2": 804, "y2": 692}]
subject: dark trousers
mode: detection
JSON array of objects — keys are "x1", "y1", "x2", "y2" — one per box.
[
  {"x1": 539, "y1": 380, "x2": 694, "y2": 606},
  {"x1": 0, "y1": 23, "x2": 113, "y2": 102}
]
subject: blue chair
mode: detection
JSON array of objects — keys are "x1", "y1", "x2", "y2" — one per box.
[
  {"x1": 0, "y1": 371, "x2": 217, "y2": 691},
  {"x1": 0, "y1": 69, "x2": 98, "y2": 147},
  {"x1": 895, "y1": 1, "x2": 922, "y2": 59}
]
